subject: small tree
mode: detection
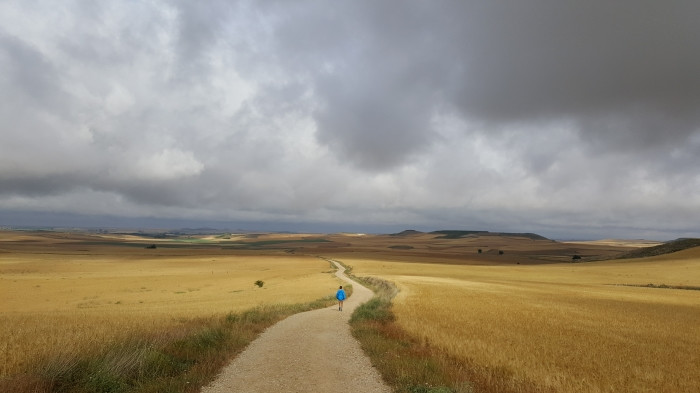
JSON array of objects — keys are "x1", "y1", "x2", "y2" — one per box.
[
  {"x1": 254, "y1": 280, "x2": 264, "y2": 288},
  {"x1": 498, "y1": 250, "x2": 504, "y2": 255},
  {"x1": 477, "y1": 249, "x2": 482, "y2": 254},
  {"x1": 572, "y1": 255, "x2": 582, "y2": 261}
]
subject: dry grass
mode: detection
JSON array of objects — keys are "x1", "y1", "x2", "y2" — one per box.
[
  {"x1": 4, "y1": 229, "x2": 698, "y2": 392},
  {"x1": 0, "y1": 232, "x2": 342, "y2": 379},
  {"x1": 343, "y1": 248, "x2": 700, "y2": 393}
]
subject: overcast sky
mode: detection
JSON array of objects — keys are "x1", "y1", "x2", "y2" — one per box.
[{"x1": 1, "y1": 1, "x2": 700, "y2": 240}]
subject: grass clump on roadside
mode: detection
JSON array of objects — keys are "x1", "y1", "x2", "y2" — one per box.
[
  {"x1": 348, "y1": 273, "x2": 548, "y2": 393},
  {"x1": 349, "y1": 275, "x2": 468, "y2": 393},
  {"x1": 1, "y1": 299, "x2": 338, "y2": 393}
]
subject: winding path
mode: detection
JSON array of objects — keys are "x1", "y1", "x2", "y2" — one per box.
[{"x1": 201, "y1": 260, "x2": 391, "y2": 393}]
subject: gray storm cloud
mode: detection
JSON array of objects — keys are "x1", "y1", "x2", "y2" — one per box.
[
  {"x1": 1, "y1": 0, "x2": 699, "y2": 239},
  {"x1": 284, "y1": 1, "x2": 700, "y2": 166}
]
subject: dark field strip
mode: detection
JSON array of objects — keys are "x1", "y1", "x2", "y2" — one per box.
[{"x1": 613, "y1": 283, "x2": 700, "y2": 291}]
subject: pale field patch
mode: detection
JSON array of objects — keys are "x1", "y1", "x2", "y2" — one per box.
[
  {"x1": 563, "y1": 239, "x2": 663, "y2": 248},
  {"x1": 0, "y1": 249, "x2": 340, "y2": 377},
  {"x1": 343, "y1": 250, "x2": 700, "y2": 393}
]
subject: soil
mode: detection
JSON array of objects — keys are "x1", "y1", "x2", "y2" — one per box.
[{"x1": 201, "y1": 261, "x2": 391, "y2": 393}]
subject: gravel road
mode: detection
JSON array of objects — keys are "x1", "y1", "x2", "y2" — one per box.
[{"x1": 201, "y1": 260, "x2": 392, "y2": 393}]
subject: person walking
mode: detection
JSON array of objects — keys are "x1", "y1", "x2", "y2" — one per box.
[{"x1": 336, "y1": 285, "x2": 346, "y2": 311}]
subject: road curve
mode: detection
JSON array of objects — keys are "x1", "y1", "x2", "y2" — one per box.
[{"x1": 201, "y1": 260, "x2": 391, "y2": 393}]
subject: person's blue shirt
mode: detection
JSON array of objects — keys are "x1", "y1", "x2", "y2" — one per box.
[{"x1": 336, "y1": 288, "x2": 346, "y2": 301}]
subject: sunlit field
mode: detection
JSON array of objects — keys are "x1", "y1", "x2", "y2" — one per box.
[
  {"x1": 343, "y1": 248, "x2": 700, "y2": 393},
  {"x1": 0, "y1": 232, "x2": 341, "y2": 378}
]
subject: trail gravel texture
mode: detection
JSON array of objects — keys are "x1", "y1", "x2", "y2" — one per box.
[{"x1": 201, "y1": 260, "x2": 392, "y2": 393}]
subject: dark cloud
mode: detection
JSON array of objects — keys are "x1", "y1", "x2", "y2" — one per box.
[
  {"x1": 313, "y1": 75, "x2": 436, "y2": 170},
  {"x1": 447, "y1": 2, "x2": 700, "y2": 118},
  {"x1": 1, "y1": 1, "x2": 699, "y2": 239},
  {"x1": 254, "y1": 1, "x2": 700, "y2": 172},
  {"x1": 0, "y1": 175, "x2": 79, "y2": 197}
]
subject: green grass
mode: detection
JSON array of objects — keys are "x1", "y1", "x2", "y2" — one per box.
[
  {"x1": 223, "y1": 238, "x2": 332, "y2": 249},
  {"x1": 169, "y1": 238, "x2": 214, "y2": 244}
]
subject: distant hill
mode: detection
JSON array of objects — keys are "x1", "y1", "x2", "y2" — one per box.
[
  {"x1": 391, "y1": 230, "x2": 425, "y2": 236},
  {"x1": 617, "y1": 238, "x2": 700, "y2": 259},
  {"x1": 430, "y1": 230, "x2": 550, "y2": 241}
]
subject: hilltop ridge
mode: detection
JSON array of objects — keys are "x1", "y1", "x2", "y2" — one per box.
[
  {"x1": 430, "y1": 230, "x2": 550, "y2": 241},
  {"x1": 617, "y1": 238, "x2": 700, "y2": 259},
  {"x1": 390, "y1": 229, "x2": 550, "y2": 240}
]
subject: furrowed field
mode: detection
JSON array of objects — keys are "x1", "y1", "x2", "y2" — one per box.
[
  {"x1": 344, "y1": 247, "x2": 700, "y2": 393},
  {"x1": 0, "y1": 231, "x2": 341, "y2": 379}
]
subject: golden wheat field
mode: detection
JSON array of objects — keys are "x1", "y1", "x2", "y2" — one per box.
[
  {"x1": 343, "y1": 247, "x2": 700, "y2": 393},
  {"x1": 3, "y1": 229, "x2": 698, "y2": 392},
  {"x1": 0, "y1": 231, "x2": 342, "y2": 378}
]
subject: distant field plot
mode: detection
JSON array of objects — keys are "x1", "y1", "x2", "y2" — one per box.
[
  {"x1": 344, "y1": 248, "x2": 700, "y2": 393},
  {"x1": 0, "y1": 232, "x2": 340, "y2": 378}
]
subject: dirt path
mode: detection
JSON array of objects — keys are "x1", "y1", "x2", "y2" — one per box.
[{"x1": 201, "y1": 260, "x2": 392, "y2": 393}]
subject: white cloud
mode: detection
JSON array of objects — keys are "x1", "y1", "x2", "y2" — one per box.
[
  {"x1": 133, "y1": 148, "x2": 204, "y2": 181},
  {"x1": 105, "y1": 84, "x2": 134, "y2": 116}
]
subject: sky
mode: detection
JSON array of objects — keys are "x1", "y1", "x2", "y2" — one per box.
[{"x1": 1, "y1": 1, "x2": 700, "y2": 240}]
